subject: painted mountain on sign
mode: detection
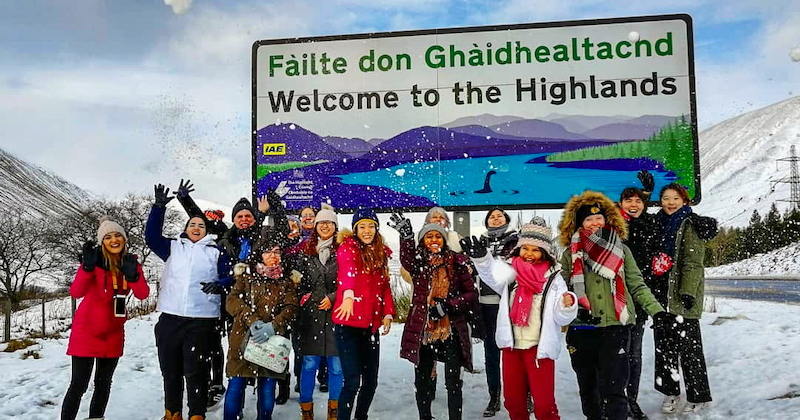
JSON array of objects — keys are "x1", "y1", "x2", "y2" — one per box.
[
  {"x1": 489, "y1": 119, "x2": 588, "y2": 140},
  {"x1": 257, "y1": 123, "x2": 348, "y2": 164}
]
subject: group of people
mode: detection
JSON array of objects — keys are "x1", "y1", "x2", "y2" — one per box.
[{"x1": 59, "y1": 170, "x2": 717, "y2": 420}]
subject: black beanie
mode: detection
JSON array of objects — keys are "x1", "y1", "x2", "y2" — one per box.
[
  {"x1": 232, "y1": 197, "x2": 255, "y2": 221},
  {"x1": 576, "y1": 203, "x2": 605, "y2": 225},
  {"x1": 484, "y1": 207, "x2": 511, "y2": 228}
]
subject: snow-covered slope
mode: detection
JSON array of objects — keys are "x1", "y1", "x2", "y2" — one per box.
[
  {"x1": 705, "y1": 241, "x2": 800, "y2": 277},
  {"x1": 4, "y1": 299, "x2": 800, "y2": 419},
  {"x1": 0, "y1": 147, "x2": 92, "y2": 217},
  {"x1": 695, "y1": 96, "x2": 800, "y2": 227}
]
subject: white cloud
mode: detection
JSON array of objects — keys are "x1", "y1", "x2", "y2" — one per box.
[{"x1": 165, "y1": 0, "x2": 193, "y2": 15}]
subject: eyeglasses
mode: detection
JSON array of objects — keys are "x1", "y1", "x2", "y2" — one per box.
[
  {"x1": 263, "y1": 248, "x2": 281, "y2": 255},
  {"x1": 317, "y1": 221, "x2": 335, "y2": 226}
]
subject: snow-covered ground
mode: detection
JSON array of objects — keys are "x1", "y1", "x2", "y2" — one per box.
[
  {"x1": 2, "y1": 298, "x2": 799, "y2": 420},
  {"x1": 705, "y1": 241, "x2": 800, "y2": 277}
]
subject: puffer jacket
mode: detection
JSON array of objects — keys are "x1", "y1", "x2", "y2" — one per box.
[
  {"x1": 622, "y1": 211, "x2": 660, "y2": 320},
  {"x1": 332, "y1": 230, "x2": 395, "y2": 333},
  {"x1": 68, "y1": 262, "x2": 150, "y2": 358},
  {"x1": 225, "y1": 263, "x2": 298, "y2": 378},
  {"x1": 471, "y1": 255, "x2": 577, "y2": 359},
  {"x1": 399, "y1": 237, "x2": 477, "y2": 371},
  {"x1": 558, "y1": 190, "x2": 663, "y2": 328}
]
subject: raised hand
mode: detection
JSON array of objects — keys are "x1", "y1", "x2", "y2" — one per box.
[
  {"x1": 459, "y1": 235, "x2": 488, "y2": 259},
  {"x1": 176, "y1": 178, "x2": 195, "y2": 198},
  {"x1": 81, "y1": 240, "x2": 99, "y2": 272},
  {"x1": 120, "y1": 254, "x2": 140, "y2": 282},
  {"x1": 637, "y1": 170, "x2": 655, "y2": 193},
  {"x1": 154, "y1": 184, "x2": 174, "y2": 207},
  {"x1": 387, "y1": 211, "x2": 413, "y2": 239}
]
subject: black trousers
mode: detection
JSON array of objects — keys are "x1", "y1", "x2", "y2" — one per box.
[
  {"x1": 480, "y1": 303, "x2": 501, "y2": 397},
  {"x1": 155, "y1": 313, "x2": 216, "y2": 417},
  {"x1": 336, "y1": 325, "x2": 380, "y2": 420},
  {"x1": 415, "y1": 337, "x2": 463, "y2": 420},
  {"x1": 566, "y1": 325, "x2": 631, "y2": 420},
  {"x1": 627, "y1": 318, "x2": 646, "y2": 403},
  {"x1": 653, "y1": 313, "x2": 712, "y2": 403},
  {"x1": 209, "y1": 321, "x2": 225, "y2": 387},
  {"x1": 61, "y1": 356, "x2": 119, "y2": 420}
]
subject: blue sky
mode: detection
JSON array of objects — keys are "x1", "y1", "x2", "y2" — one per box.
[{"x1": 0, "y1": 0, "x2": 798, "y2": 205}]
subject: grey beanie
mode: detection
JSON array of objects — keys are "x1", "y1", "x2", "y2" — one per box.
[
  {"x1": 96, "y1": 216, "x2": 127, "y2": 245},
  {"x1": 417, "y1": 223, "x2": 448, "y2": 244},
  {"x1": 425, "y1": 207, "x2": 451, "y2": 229}
]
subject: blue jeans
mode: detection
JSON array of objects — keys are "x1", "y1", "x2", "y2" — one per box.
[
  {"x1": 336, "y1": 325, "x2": 380, "y2": 420},
  {"x1": 224, "y1": 376, "x2": 276, "y2": 420},
  {"x1": 300, "y1": 355, "x2": 343, "y2": 403}
]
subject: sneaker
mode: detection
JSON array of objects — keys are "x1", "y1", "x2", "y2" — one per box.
[
  {"x1": 207, "y1": 384, "x2": 225, "y2": 409},
  {"x1": 681, "y1": 402, "x2": 706, "y2": 415},
  {"x1": 661, "y1": 395, "x2": 680, "y2": 414}
]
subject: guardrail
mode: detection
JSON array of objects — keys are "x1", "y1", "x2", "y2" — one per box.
[{"x1": 706, "y1": 275, "x2": 800, "y2": 281}]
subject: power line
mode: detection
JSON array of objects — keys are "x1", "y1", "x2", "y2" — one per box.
[{"x1": 771, "y1": 143, "x2": 800, "y2": 211}]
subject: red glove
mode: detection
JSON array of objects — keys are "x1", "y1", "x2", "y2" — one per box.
[{"x1": 653, "y1": 252, "x2": 673, "y2": 276}]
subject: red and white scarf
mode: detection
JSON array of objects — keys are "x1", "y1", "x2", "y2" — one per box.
[
  {"x1": 569, "y1": 227, "x2": 629, "y2": 324},
  {"x1": 510, "y1": 258, "x2": 550, "y2": 326}
]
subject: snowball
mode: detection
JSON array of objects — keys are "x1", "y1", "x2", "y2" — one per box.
[
  {"x1": 628, "y1": 31, "x2": 640, "y2": 42},
  {"x1": 792, "y1": 47, "x2": 800, "y2": 62},
  {"x1": 675, "y1": 315, "x2": 684, "y2": 323},
  {"x1": 395, "y1": 169, "x2": 406, "y2": 177},
  {"x1": 656, "y1": 376, "x2": 663, "y2": 386},
  {"x1": 289, "y1": 124, "x2": 296, "y2": 130}
]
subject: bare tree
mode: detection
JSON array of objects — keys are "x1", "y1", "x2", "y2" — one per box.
[{"x1": 0, "y1": 209, "x2": 60, "y2": 310}]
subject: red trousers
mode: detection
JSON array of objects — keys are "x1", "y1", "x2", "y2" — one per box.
[{"x1": 502, "y1": 347, "x2": 559, "y2": 420}]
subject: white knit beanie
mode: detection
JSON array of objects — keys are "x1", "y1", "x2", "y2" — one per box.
[
  {"x1": 96, "y1": 216, "x2": 127, "y2": 244},
  {"x1": 315, "y1": 208, "x2": 337, "y2": 226}
]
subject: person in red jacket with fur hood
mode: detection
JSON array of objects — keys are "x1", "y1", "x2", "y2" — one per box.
[
  {"x1": 61, "y1": 217, "x2": 150, "y2": 420},
  {"x1": 332, "y1": 208, "x2": 395, "y2": 420}
]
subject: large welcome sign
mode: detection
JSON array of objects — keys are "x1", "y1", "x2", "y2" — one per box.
[{"x1": 252, "y1": 14, "x2": 699, "y2": 212}]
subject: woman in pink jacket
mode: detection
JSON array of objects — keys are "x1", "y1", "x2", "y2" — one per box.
[
  {"x1": 332, "y1": 208, "x2": 395, "y2": 420},
  {"x1": 61, "y1": 217, "x2": 150, "y2": 420}
]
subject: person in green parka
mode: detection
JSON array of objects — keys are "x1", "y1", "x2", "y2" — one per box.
[
  {"x1": 557, "y1": 190, "x2": 666, "y2": 420},
  {"x1": 652, "y1": 183, "x2": 718, "y2": 416}
]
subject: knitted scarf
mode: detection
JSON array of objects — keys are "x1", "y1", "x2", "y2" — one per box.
[
  {"x1": 256, "y1": 262, "x2": 283, "y2": 279},
  {"x1": 423, "y1": 253, "x2": 452, "y2": 344},
  {"x1": 570, "y1": 227, "x2": 628, "y2": 323},
  {"x1": 510, "y1": 258, "x2": 549, "y2": 326},
  {"x1": 317, "y1": 236, "x2": 334, "y2": 265},
  {"x1": 656, "y1": 205, "x2": 693, "y2": 257}
]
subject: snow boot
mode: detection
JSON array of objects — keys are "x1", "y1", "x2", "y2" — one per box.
[
  {"x1": 189, "y1": 416, "x2": 204, "y2": 420},
  {"x1": 681, "y1": 402, "x2": 706, "y2": 414},
  {"x1": 628, "y1": 400, "x2": 649, "y2": 420},
  {"x1": 320, "y1": 382, "x2": 329, "y2": 392},
  {"x1": 162, "y1": 410, "x2": 182, "y2": 420},
  {"x1": 661, "y1": 395, "x2": 680, "y2": 414},
  {"x1": 483, "y1": 392, "x2": 501, "y2": 417},
  {"x1": 207, "y1": 384, "x2": 225, "y2": 409},
  {"x1": 276, "y1": 376, "x2": 290, "y2": 405},
  {"x1": 300, "y1": 402, "x2": 314, "y2": 420},
  {"x1": 327, "y1": 400, "x2": 338, "y2": 420}
]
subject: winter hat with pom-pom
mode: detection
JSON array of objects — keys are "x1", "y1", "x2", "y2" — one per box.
[
  {"x1": 96, "y1": 216, "x2": 127, "y2": 244},
  {"x1": 315, "y1": 206, "x2": 337, "y2": 227},
  {"x1": 514, "y1": 216, "x2": 554, "y2": 259}
]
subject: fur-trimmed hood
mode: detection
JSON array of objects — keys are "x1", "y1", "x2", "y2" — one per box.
[
  {"x1": 558, "y1": 190, "x2": 628, "y2": 247},
  {"x1": 337, "y1": 228, "x2": 353, "y2": 244}
]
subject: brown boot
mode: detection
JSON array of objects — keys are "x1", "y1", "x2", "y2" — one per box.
[
  {"x1": 189, "y1": 416, "x2": 204, "y2": 420},
  {"x1": 163, "y1": 410, "x2": 182, "y2": 420},
  {"x1": 327, "y1": 400, "x2": 338, "y2": 420},
  {"x1": 300, "y1": 401, "x2": 314, "y2": 420}
]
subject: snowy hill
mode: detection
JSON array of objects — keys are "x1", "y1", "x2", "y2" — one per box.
[
  {"x1": 0, "y1": 147, "x2": 92, "y2": 217},
  {"x1": 695, "y1": 96, "x2": 800, "y2": 227},
  {"x1": 705, "y1": 241, "x2": 800, "y2": 277}
]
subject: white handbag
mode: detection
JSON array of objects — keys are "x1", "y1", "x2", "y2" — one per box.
[{"x1": 243, "y1": 334, "x2": 292, "y2": 373}]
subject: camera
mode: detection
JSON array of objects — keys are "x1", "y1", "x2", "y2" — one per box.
[{"x1": 113, "y1": 294, "x2": 127, "y2": 318}]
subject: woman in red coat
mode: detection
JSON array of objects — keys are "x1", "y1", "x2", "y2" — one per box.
[
  {"x1": 332, "y1": 208, "x2": 395, "y2": 420},
  {"x1": 61, "y1": 217, "x2": 150, "y2": 420}
]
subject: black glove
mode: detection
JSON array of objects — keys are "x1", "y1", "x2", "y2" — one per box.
[
  {"x1": 120, "y1": 254, "x2": 140, "y2": 283},
  {"x1": 637, "y1": 170, "x2": 655, "y2": 193},
  {"x1": 265, "y1": 188, "x2": 284, "y2": 215},
  {"x1": 81, "y1": 240, "x2": 99, "y2": 272},
  {"x1": 154, "y1": 184, "x2": 174, "y2": 207},
  {"x1": 201, "y1": 281, "x2": 225, "y2": 294},
  {"x1": 576, "y1": 308, "x2": 601, "y2": 325},
  {"x1": 388, "y1": 211, "x2": 413, "y2": 239},
  {"x1": 176, "y1": 178, "x2": 195, "y2": 198},
  {"x1": 459, "y1": 235, "x2": 488, "y2": 259},
  {"x1": 428, "y1": 298, "x2": 451, "y2": 321},
  {"x1": 681, "y1": 294, "x2": 695, "y2": 310},
  {"x1": 651, "y1": 311, "x2": 671, "y2": 332}
]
